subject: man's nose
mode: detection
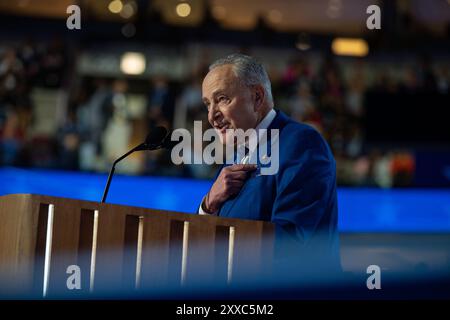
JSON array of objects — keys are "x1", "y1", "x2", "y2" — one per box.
[{"x1": 208, "y1": 105, "x2": 221, "y2": 126}]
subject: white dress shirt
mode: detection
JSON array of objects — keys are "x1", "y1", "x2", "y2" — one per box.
[{"x1": 199, "y1": 109, "x2": 277, "y2": 215}]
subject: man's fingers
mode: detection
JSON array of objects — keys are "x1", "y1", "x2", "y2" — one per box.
[
  {"x1": 225, "y1": 179, "x2": 245, "y2": 187},
  {"x1": 227, "y1": 171, "x2": 249, "y2": 181},
  {"x1": 229, "y1": 164, "x2": 257, "y2": 172},
  {"x1": 226, "y1": 184, "x2": 244, "y2": 196}
]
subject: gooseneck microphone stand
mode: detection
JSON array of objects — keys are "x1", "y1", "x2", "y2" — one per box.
[
  {"x1": 101, "y1": 127, "x2": 170, "y2": 203},
  {"x1": 101, "y1": 145, "x2": 140, "y2": 203}
]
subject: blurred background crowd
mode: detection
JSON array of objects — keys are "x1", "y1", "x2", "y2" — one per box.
[{"x1": 0, "y1": 0, "x2": 449, "y2": 188}]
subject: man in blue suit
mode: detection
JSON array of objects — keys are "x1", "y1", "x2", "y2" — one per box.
[{"x1": 199, "y1": 54, "x2": 340, "y2": 274}]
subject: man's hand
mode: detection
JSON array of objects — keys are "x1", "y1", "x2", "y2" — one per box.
[{"x1": 204, "y1": 164, "x2": 257, "y2": 213}]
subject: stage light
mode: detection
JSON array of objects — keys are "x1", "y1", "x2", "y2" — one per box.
[
  {"x1": 332, "y1": 38, "x2": 369, "y2": 57},
  {"x1": 121, "y1": 23, "x2": 136, "y2": 38},
  {"x1": 108, "y1": 0, "x2": 123, "y2": 14},
  {"x1": 120, "y1": 52, "x2": 146, "y2": 75},
  {"x1": 176, "y1": 3, "x2": 191, "y2": 18},
  {"x1": 120, "y1": 2, "x2": 136, "y2": 19}
]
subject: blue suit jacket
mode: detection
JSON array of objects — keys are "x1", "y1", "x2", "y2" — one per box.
[{"x1": 214, "y1": 110, "x2": 340, "y2": 271}]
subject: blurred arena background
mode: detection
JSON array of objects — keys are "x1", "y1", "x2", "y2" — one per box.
[{"x1": 0, "y1": 0, "x2": 449, "y2": 285}]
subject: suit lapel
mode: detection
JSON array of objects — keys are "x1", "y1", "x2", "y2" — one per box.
[{"x1": 218, "y1": 110, "x2": 290, "y2": 217}]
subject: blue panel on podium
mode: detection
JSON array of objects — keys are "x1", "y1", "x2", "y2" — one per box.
[{"x1": 1, "y1": 167, "x2": 449, "y2": 232}]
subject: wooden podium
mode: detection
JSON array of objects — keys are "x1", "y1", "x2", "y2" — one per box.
[{"x1": 0, "y1": 194, "x2": 274, "y2": 297}]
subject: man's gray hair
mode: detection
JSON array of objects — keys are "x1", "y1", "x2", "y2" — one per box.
[{"x1": 209, "y1": 53, "x2": 273, "y2": 105}]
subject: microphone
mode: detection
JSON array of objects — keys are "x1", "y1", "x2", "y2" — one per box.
[
  {"x1": 134, "y1": 126, "x2": 169, "y2": 151},
  {"x1": 101, "y1": 126, "x2": 172, "y2": 203}
]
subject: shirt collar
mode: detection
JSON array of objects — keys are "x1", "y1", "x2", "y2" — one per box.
[
  {"x1": 238, "y1": 109, "x2": 277, "y2": 155},
  {"x1": 256, "y1": 109, "x2": 276, "y2": 131}
]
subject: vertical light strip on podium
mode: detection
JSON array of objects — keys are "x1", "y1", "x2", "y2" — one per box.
[
  {"x1": 135, "y1": 216, "x2": 144, "y2": 289},
  {"x1": 89, "y1": 210, "x2": 99, "y2": 293},
  {"x1": 180, "y1": 221, "x2": 190, "y2": 286},
  {"x1": 42, "y1": 204, "x2": 54, "y2": 298},
  {"x1": 227, "y1": 226, "x2": 235, "y2": 284}
]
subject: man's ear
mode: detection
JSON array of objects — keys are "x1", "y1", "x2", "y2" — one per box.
[{"x1": 253, "y1": 85, "x2": 265, "y2": 110}]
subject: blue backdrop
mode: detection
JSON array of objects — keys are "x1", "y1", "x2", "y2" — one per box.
[{"x1": 1, "y1": 167, "x2": 450, "y2": 232}]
